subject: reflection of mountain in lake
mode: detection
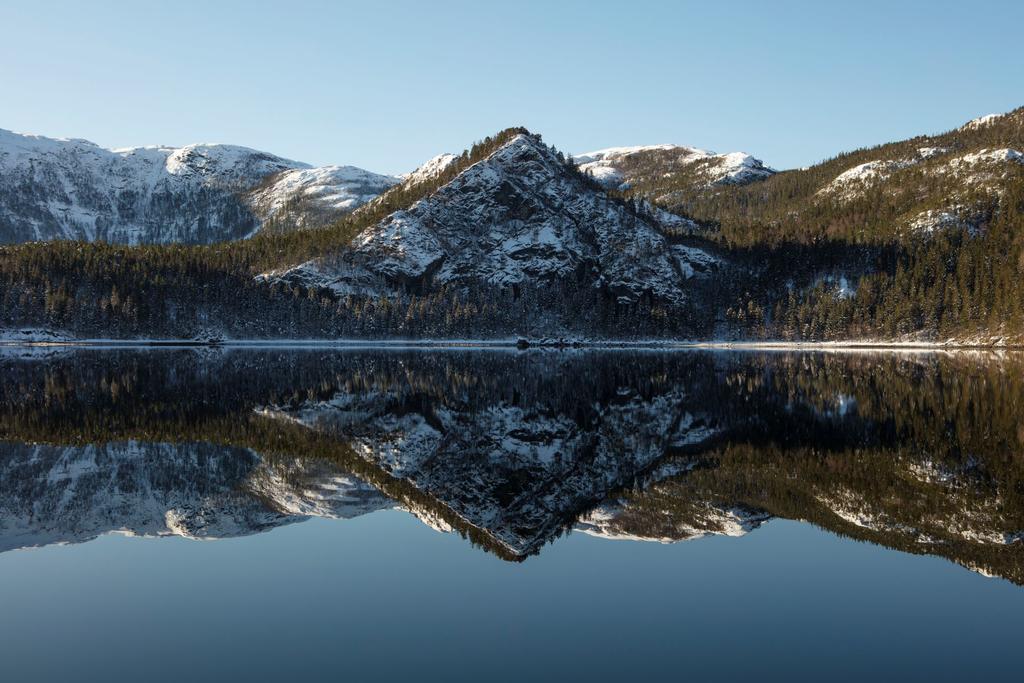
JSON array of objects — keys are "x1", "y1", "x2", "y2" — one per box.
[
  {"x1": 0, "y1": 441, "x2": 390, "y2": 551},
  {"x1": 259, "y1": 385, "x2": 718, "y2": 556},
  {"x1": 584, "y1": 447, "x2": 1024, "y2": 582},
  {"x1": 0, "y1": 349, "x2": 1020, "y2": 582}
]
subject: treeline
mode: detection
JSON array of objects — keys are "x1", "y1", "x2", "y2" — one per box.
[
  {"x1": 0, "y1": 254, "x2": 715, "y2": 339},
  {"x1": 760, "y1": 185, "x2": 1024, "y2": 341}
]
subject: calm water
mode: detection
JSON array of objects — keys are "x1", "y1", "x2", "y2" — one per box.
[{"x1": 0, "y1": 348, "x2": 1022, "y2": 682}]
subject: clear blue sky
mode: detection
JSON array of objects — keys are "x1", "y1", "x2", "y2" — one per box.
[{"x1": 3, "y1": 0, "x2": 1022, "y2": 174}]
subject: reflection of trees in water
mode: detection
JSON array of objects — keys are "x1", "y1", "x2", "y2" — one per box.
[{"x1": 0, "y1": 349, "x2": 1020, "y2": 579}]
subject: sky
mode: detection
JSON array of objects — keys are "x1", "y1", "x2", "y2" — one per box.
[{"x1": 2, "y1": 0, "x2": 1022, "y2": 175}]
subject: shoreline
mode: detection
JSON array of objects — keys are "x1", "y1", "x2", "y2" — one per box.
[{"x1": 1, "y1": 337, "x2": 1020, "y2": 351}]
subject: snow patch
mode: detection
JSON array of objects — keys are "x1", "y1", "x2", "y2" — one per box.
[
  {"x1": 948, "y1": 148, "x2": 1024, "y2": 168},
  {"x1": 959, "y1": 113, "x2": 1004, "y2": 131},
  {"x1": 402, "y1": 153, "x2": 459, "y2": 185},
  {"x1": 577, "y1": 500, "x2": 769, "y2": 543},
  {"x1": 908, "y1": 209, "x2": 977, "y2": 236},
  {"x1": 820, "y1": 158, "x2": 916, "y2": 196}
]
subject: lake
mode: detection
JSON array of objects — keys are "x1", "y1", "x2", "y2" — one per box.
[{"x1": 0, "y1": 348, "x2": 1022, "y2": 681}]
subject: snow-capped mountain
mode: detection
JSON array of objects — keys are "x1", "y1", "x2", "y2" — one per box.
[
  {"x1": 267, "y1": 133, "x2": 720, "y2": 307},
  {"x1": 573, "y1": 144, "x2": 775, "y2": 193},
  {"x1": 0, "y1": 128, "x2": 397, "y2": 243}
]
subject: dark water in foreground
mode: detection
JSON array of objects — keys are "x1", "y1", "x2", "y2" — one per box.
[{"x1": 0, "y1": 348, "x2": 1022, "y2": 681}]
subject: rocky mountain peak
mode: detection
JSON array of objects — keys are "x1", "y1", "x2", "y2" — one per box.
[{"x1": 270, "y1": 131, "x2": 719, "y2": 308}]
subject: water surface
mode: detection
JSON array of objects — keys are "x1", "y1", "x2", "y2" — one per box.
[{"x1": 0, "y1": 349, "x2": 1021, "y2": 681}]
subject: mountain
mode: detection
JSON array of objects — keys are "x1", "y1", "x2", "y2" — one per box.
[
  {"x1": 1, "y1": 110, "x2": 1024, "y2": 343},
  {"x1": 267, "y1": 132, "x2": 720, "y2": 311},
  {"x1": 588, "y1": 108, "x2": 1024, "y2": 343},
  {"x1": 0, "y1": 128, "x2": 398, "y2": 243},
  {"x1": 573, "y1": 144, "x2": 775, "y2": 202}
]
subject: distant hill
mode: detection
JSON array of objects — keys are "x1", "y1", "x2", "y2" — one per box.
[
  {"x1": 573, "y1": 144, "x2": 774, "y2": 199},
  {"x1": 0, "y1": 128, "x2": 398, "y2": 243}
]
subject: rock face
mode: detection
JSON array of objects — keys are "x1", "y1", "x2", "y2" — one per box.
[
  {"x1": 0, "y1": 128, "x2": 397, "y2": 243},
  {"x1": 271, "y1": 134, "x2": 720, "y2": 306},
  {"x1": 0, "y1": 440, "x2": 391, "y2": 551}
]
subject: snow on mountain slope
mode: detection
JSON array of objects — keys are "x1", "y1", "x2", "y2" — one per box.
[
  {"x1": 959, "y1": 112, "x2": 1005, "y2": 131},
  {"x1": 573, "y1": 144, "x2": 775, "y2": 191},
  {"x1": 249, "y1": 165, "x2": 399, "y2": 230},
  {"x1": 0, "y1": 440, "x2": 392, "y2": 552},
  {"x1": 573, "y1": 144, "x2": 685, "y2": 188},
  {"x1": 947, "y1": 147, "x2": 1024, "y2": 171},
  {"x1": 402, "y1": 152, "x2": 459, "y2": 185},
  {"x1": 818, "y1": 157, "x2": 919, "y2": 197},
  {"x1": 269, "y1": 133, "x2": 717, "y2": 306},
  {"x1": 907, "y1": 207, "x2": 984, "y2": 237},
  {"x1": 819, "y1": 145, "x2": 1024, "y2": 204},
  {"x1": 0, "y1": 128, "x2": 394, "y2": 243}
]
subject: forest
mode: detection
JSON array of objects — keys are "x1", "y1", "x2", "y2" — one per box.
[{"x1": 619, "y1": 107, "x2": 1024, "y2": 341}]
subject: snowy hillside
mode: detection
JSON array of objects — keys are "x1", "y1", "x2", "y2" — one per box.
[
  {"x1": 249, "y1": 164, "x2": 398, "y2": 231},
  {"x1": 0, "y1": 128, "x2": 396, "y2": 243},
  {"x1": 818, "y1": 144, "x2": 1024, "y2": 201},
  {"x1": 574, "y1": 144, "x2": 775, "y2": 192},
  {"x1": 576, "y1": 499, "x2": 769, "y2": 543}
]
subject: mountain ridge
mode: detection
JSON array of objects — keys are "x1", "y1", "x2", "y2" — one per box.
[
  {"x1": 0, "y1": 109, "x2": 1022, "y2": 343},
  {"x1": 0, "y1": 127, "x2": 398, "y2": 243}
]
